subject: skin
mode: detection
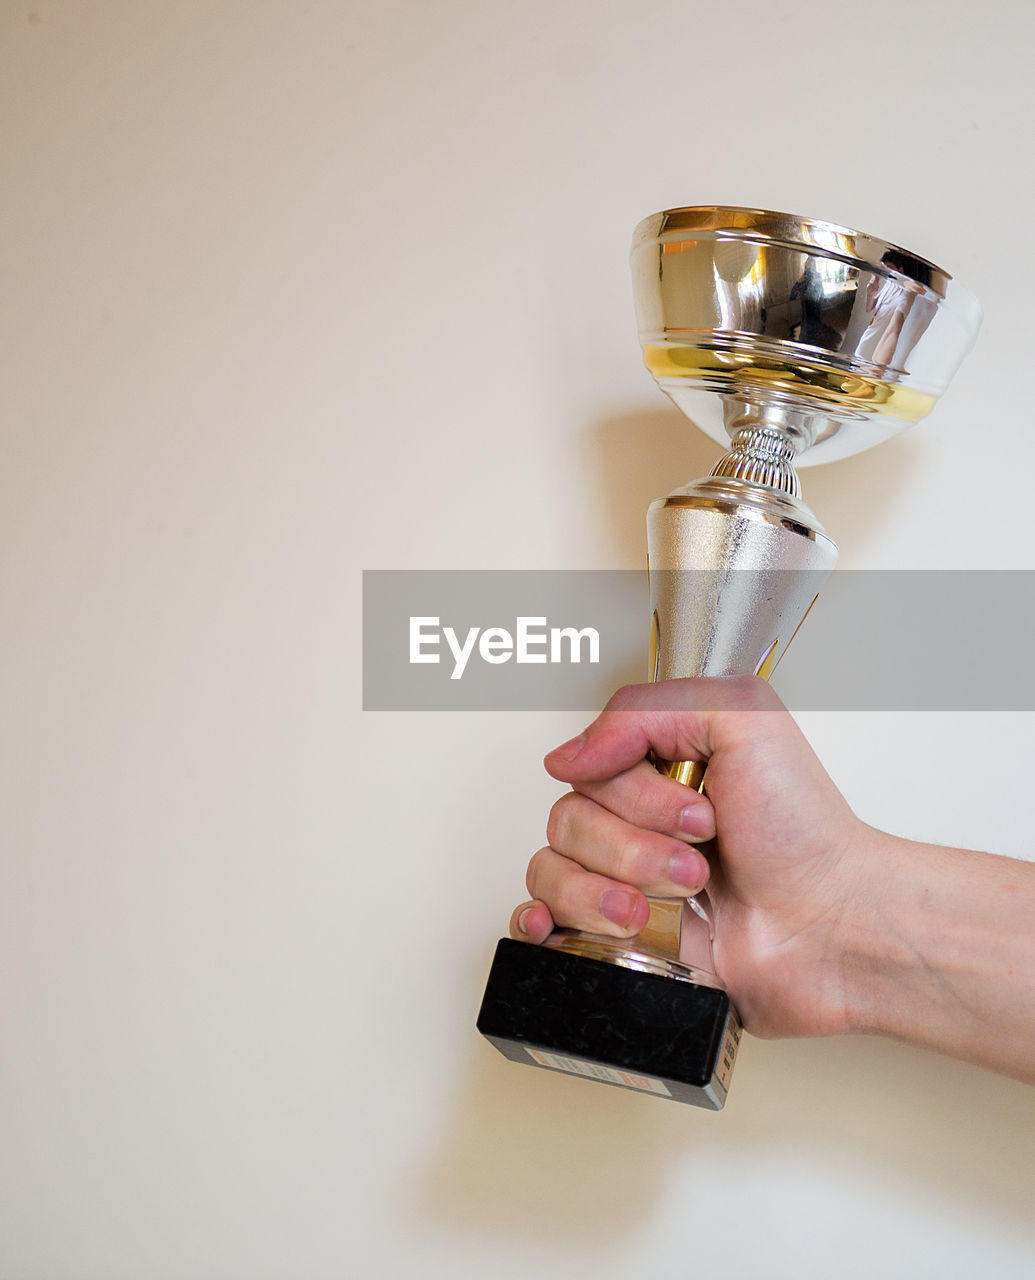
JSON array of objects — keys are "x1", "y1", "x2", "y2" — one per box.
[{"x1": 509, "y1": 677, "x2": 1035, "y2": 1084}]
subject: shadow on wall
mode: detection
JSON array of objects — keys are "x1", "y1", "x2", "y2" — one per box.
[
  {"x1": 583, "y1": 407, "x2": 921, "y2": 569},
  {"x1": 415, "y1": 991, "x2": 1035, "y2": 1245}
]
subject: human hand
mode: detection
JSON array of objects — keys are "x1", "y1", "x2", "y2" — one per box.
[{"x1": 509, "y1": 677, "x2": 874, "y2": 1040}]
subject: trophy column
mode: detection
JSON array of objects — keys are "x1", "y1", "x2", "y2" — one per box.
[{"x1": 478, "y1": 206, "x2": 980, "y2": 1108}]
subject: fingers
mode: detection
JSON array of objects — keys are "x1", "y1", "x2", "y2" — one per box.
[
  {"x1": 544, "y1": 675, "x2": 783, "y2": 784},
  {"x1": 509, "y1": 899, "x2": 554, "y2": 944},
  {"x1": 572, "y1": 759, "x2": 716, "y2": 843},
  {"x1": 508, "y1": 789, "x2": 713, "y2": 943},
  {"x1": 525, "y1": 845, "x2": 651, "y2": 938},
  {"x1": 545, "y1": 792, "x2": 710, "y2": 896},
  {"x1": 511, "y1": 678, "x2": 791, "y2": 948}
]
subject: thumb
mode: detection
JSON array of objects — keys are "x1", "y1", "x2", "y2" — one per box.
[{"x1": 544, "y1": 676, "x2": 783, "y2": 783}]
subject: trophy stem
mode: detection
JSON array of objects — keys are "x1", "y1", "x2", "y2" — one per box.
[
  {"x1": 711, "y1": 424, "x2": 803, "y2": 498},
  {"x1": 709, "y1": 389, "x2": 854, "y2": 499}
]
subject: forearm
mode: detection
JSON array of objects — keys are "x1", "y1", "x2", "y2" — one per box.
[{"x1": 842, "y1": 829, "x2": 1035, "y2": 1082}]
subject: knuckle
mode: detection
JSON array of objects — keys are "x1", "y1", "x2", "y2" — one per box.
[
  {"x1": 605, "y1": 682, "x2": 644, "y2": 712},
  {"x1": 525, "y1": 846, "x2": 550, "y2": 897},
  {"x1": 625, "y1": 781, "x2": 662, "y2": 832},
  {"x1": 613, "y1": 833, "x2": 652, "y2": 886},
  {"x1": 545, "y1": 794, "x2": 576, "y2": 849},
  {"x1": 550, "y1": 877, "x2": 577, "y2": 921},
  {"x1": 728, "y1": 673, "x2": 781, "y2": 709},
  {"x1": 554, "y1": 872, "x2": 593, "y2": 927}
]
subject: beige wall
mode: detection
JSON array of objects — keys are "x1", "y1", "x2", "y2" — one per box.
[{"x1": 2, "y1": 2, "x2": 1034, "y2": 1276}]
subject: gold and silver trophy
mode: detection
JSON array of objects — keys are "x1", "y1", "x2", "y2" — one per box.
[{"x1": 478, "y1": 206, "x2": 980, "y2": 1107}]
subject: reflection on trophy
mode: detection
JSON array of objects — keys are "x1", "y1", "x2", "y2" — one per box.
[{"x1": 478, "y1": 206, "x2": 981, "y2": 1108}]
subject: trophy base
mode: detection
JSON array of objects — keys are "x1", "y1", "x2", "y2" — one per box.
[{"x1": 477, "y1": 938, "x2": 741, "y2": 1109}]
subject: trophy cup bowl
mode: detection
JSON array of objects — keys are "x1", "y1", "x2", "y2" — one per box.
[
  {"x1": 631, "y1": 205, "x2": 981, "y2": 469},
  {"x1": 477, "y1": 206, "x2": 981, "y2": 1107}
]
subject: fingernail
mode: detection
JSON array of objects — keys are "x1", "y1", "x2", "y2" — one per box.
[
  {"x1": 517, "y1": 908, "x2": 534, "y2": 935},
  {"x1": 600, "y1": 889, "x2": 639, "y2": 928},
  {"x1": 669, "y1": 848, "x2": 705, "y2": 889},
  {"x1": 548, "y1": 732, "x2": 587, "y2": 762},
  {"x1": 679, "y1": 803, "x2": 712, "y2": 839}
]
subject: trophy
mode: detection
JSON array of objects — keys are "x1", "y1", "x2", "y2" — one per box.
[{"x1": 477, "y1": 206, "x2": 980, "y2": 1107}]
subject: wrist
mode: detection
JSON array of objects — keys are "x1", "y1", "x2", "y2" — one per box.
[
  {"x1": 837, "y1": 826, "x2": 937, "y2": 1039},
  {"x1": 837, "y1": 828, "x2": 1035, "y2": 1080}
]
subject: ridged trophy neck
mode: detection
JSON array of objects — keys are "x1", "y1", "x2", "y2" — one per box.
[{"x1": 711, "y1": 426, "x2": 802, "y2": 498}]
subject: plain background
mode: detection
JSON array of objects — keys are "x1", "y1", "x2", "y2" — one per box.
[{"x1": 3, "y1": 2, "x2": 1034, "y2": 1277}]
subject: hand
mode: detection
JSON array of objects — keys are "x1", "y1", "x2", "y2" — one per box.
[
  {"x1": 508, "y1": 677, "x2": 1035, "y2": 1080},
  {"x1": 510, "y1": 676, "x2": 873, "y2": 1040}
]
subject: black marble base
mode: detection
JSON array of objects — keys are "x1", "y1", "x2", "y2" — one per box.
[{"x1": 477, "y1": 938, "x2": 740, "y2": 1109}]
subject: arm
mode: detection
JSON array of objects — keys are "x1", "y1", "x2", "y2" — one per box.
[{"x1": 510, "y1": 677, "x2": 1035, "y2": 1084}]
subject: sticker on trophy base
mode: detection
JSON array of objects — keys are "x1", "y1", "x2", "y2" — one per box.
[
  {"x1": 715, "y1": 1008, "x2": 743, "y2": 1094},
  {"x1": 524, "y1": 1047, "x2": 672, "y2": 1096}
]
